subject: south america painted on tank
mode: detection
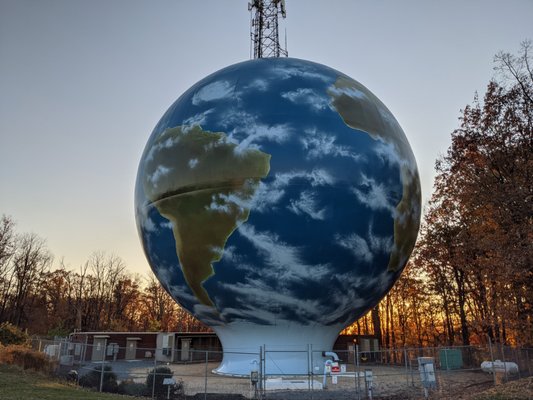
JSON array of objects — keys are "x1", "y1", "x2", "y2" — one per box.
[{"x1": 135, "y1": 57, "x2": 421, "y2": 375}]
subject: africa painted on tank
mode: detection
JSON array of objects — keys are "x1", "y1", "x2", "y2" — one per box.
[{"x1": 135, "y1": 57, "x2": 421, "y2": 328}]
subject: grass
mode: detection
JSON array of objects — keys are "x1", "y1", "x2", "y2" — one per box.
[{"x1": 0, "y1": 364, "x2": 130, "y2": 400}]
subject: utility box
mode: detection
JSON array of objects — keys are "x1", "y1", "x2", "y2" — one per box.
[
  {"x1": 439, "y1": 349, "x2": 463, "y2": 370},
  {"x1": 418, "y1": 357, "x2": 437, "y2": 389}
]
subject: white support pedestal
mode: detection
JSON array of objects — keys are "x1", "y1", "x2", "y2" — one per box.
[{"x1": 212, "y1": 322, "x2": 342, "y2": 376}]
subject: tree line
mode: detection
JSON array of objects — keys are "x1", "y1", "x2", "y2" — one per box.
[
  {"x1": 0, "y1": 219, "x2": 208, "y2": 335},
  {"x1": 1, "y1": 43, "x2": 531, "y2": 346}
]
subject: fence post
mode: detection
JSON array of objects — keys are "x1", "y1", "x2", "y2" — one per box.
[
  {"x1": 151, "y1": 353, "x2": 157, "y2": 400},
  {"x1": 258, "y1": 345, "x2": 265, "y2": 397},
  {"x1": 204, "y1": 350, "x2": 208, "y2": 400},
  {"x1": 307, "y1": 344, "x2": 311, "y2": 394},
  {"x1": 501, "y1": 344, "x2": 508, "y2": 383},
  {"x1": 488, "y1": 336, "x2": 496, "y2": 386},
  {"x1": 353, "y1": 344, "x2": 357, "y2": 398},
  {"x1": 515, "y1": 348, "x2": 521, "y2": 379},
  {"x1": 526, "y1": 349, "x2": 531, "y2": 376},
  {"x1": 404, "y1": 347, "x2": 409, "y2": 388},
  {"x1": 99, "y1": 338, "x2": 107, "y2": 392},
  {"x1": 263, "y1": 344, "x2": 267, "y2": 396},
  {"x1": 310, "y1": 344, "x2": 315, "y2": 394},
  {"x1": 355, "y1": 344, "x2": 361, "y2": 400},
  {"x1": 410, "y1": 351, "x2": 415, "y2": 387}
]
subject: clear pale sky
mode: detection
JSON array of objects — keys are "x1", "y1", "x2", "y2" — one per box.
[{"x1": 1, "y1": 0, "x2": 532, "y2": 276}]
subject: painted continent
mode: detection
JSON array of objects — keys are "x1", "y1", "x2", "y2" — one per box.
[
  {"x1": 142, "y1": 125, "x2": 271, "y2": 306},
  {"x1": 328, "y1": 76, "x2": 421, "y2": 272}
]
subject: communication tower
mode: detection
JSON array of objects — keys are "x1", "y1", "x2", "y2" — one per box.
[{"x1": 249, "y1": 0, "x2": 288, "y2": 59}]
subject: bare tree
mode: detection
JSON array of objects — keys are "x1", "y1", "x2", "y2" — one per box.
[
  {"x1": 494, "y1": 40, "x2": 533, "y2": 103},
  {"x1": 9, "y1": 233, "x2": 53, "y2": 326},
  {"x1": 0, "y1": 215, "x2": 16, "y2": 320}
]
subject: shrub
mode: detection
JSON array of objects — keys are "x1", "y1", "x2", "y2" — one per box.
[
  {"x1": 79, "y1": 364, "x2": 118, "y2": 393},
  {"x1": 117, "y1": 379, "x2": 148, "y2": 397},
  {"x1": 46, "y1": 323, "x2": 71, "y2": 338},
  {"x1": 0, "y1": 322, "x2": 28, "y2": 345},
  {"x1": 0, "y1": 344, "x2": 57, "y2": 373},
  {"x1": 146, "y1": 366, "x2": 173, "y2": 399}
]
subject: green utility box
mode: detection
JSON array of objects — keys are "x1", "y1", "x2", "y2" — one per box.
[{"x1": 439, "y1": 348, "x2": 463, "y2": 370}]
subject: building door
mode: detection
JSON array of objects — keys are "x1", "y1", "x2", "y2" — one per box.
[
  {"x1": 125, "y1": 339, "x2": 137, "y2": 360},
  {"x1": 91, "y1": 338, "x2": 106, "y2": 361},
  {"x1": 180, "y1": 338, "x2": 191, "y2": 361}
]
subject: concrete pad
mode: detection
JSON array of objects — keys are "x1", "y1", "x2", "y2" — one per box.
[{"x1": 265, "y1": 378, "x2": 323, "y2": 390}]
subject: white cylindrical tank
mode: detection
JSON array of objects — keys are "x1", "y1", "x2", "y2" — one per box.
[{"x1": 481, "y1": 360, "x2": 519, "y2": 374}]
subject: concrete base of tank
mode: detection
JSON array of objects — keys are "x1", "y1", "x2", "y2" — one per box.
[{"x1": 212, "y1": 322, "x2": 343, "y2": 376}]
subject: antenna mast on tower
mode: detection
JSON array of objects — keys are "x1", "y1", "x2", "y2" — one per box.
[{"x1": 249, "y1": 0, "x2": 288, "y2": 59}]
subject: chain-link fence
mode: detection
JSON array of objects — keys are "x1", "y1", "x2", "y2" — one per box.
[{"x1": 29, "y1": 337, "x2": 533, "y2": 399}]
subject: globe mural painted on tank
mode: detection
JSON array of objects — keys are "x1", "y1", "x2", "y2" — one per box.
[{"x1": 135, "y1": 57, "x2": 421, "y2": 373}]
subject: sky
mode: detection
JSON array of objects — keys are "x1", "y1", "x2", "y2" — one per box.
[{"x1": 1, "y1": 0, "x2": 532, "y2": 276}]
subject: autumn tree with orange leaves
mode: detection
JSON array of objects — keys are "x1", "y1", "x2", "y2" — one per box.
[{"x1": 345, "y1": 42, "x2": 532, "y2": 347}]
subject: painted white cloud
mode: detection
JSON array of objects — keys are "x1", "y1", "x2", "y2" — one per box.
[
  {"x1": 182, "y1": 109, "x2": 214, "y2": 132},
  {"x1": 288, "y1": 190, "x2": 326, "y2": 220},
  {"x1": 218, "y1": 279, "x2": 325, "y2": 321},
  {"x1": 251, "y1": 169, "x2": 335, "y2": 212},
  {"x1": 244, "y1": 78, "x2": 269, "y2": 92},
  {"x1": 336, "y1": 233, "x2": 372, "y2": 263},
  {"x1": 216, "y1": 271, "x2": 379, "y2": 326},
  {"x1": 281, "y1": 88, "x2": 330, "y2": 111},
  {"x1": 302, "y1": 128, "x2": 361, "y2": 161},
  {"x1": 192, "y1": 80, "x2": 234, "y2": 105},
  {"x1": 238, "y1": 224, "x2": 331, "y2": 281},
  {"x1": 351, "y1": 174, "x2": 397, "y2": 216},
  {"x1": 374, "y1": 141, "x2": 402, "y2": 167},
  {"x1": 216, "y1": 275, "x2": 354, "y2": 327},
  {"x1": 373, "y1": 140, "x2": 417, "y2": 176},
  {"x1": 141, "y1": 214, "x2": 157, "y2": 233},
  {"x1": 234, "y1": 123, "x2": 291, "y2": 154},
  {"x1": 188, "y1": 158, "x2": 198, "y2": 169},
  {"x1": 145, "y1": 135, "x2": 179, "y2": 162},
  {"x1": 212, "y1": 107, "x2": 291, "y2": 153},
  {"x1": 207, "y1": 191, "x2": 249, "y2": 214},
  {"x1": 206, "y1": 199, "x2": 231, "y2": 214},
  {"x1": 275, "y1": 169, "x2": 335, "y2": 187},
  {"x1": 328, "y1": 85, "x2": 368, "y2": 100},
  {"x1": 335, "y1": 224, "x2": 392, "y2": 264},
  {"x1": 148, "y1": 165, "x2": 172, "y2": 187},
  {"x1": 217, "y1": 108, "x2": 254, "y2": 131},
  {"x1": 160, "y1": 220, "x2": 173, "y2": 230},
  {"x1": 270, "y1": 65, "x2": 333, "y2": 83},
  {"x1": 251, "y1": 182, "x2": 285, "y2": 212}
]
